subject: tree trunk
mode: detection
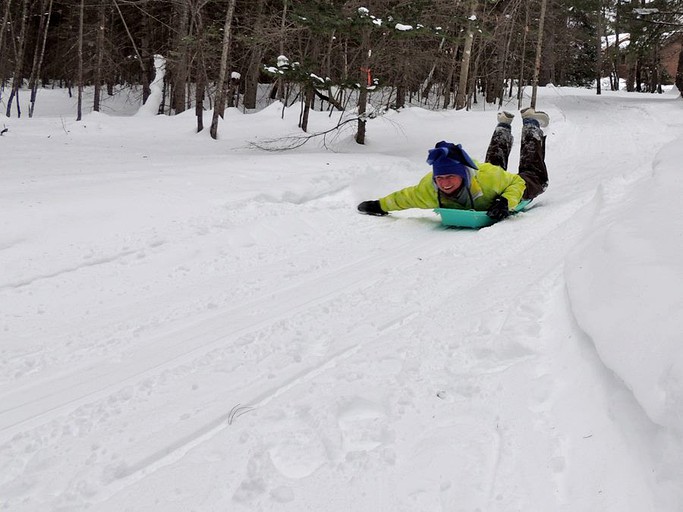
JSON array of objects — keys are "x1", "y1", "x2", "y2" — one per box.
[
  {"x1": 530, "y1": 0, "x2": 548, "y2": 108},
  {"x1": 139, "y1": 3, "x2": 152, "y2": 104},
  {"x1": 596, "y1": 0, "x2": 603, "y2": 96},
  {"x1": 194, "y1": 6, "x2": 206, "y2": 132},
  {"x1": 355, "y1": 28, "x2": 372, "y2": 145},
  {"x1": 276, "y1": 0, "x2": 288, "y2": 102},
  {"x1": 626, "y1": 58, "x2": 635, "y2": 92},
  {"x1": 518, "y1": 4, "x2": 530, "y2": 109},
  {"x1": 28, "y1": 0, "x2": 53, "y2": 118},
  {"x1": 676, "y1": 41, "x2": 683, "y2": 97},
  {"x1": 651, "y1": 46, "x2": 660, "y2": 94},
  {"x1": 77, "y1": 0, "x2": 84, "y2": 121},
  {"x1": 0, "y1": 0, "x2": 13, "y2": 90},
  {"x1": 300, "y1": 86, "x2": 315, "y2": 132},
  {"x1": 195, "y1": 72, "x2": 205, "y2": 131},
  {"x1": 396, "y1": 79, "x2": 405, "y2": 109},
  {"x1": 613, "y1": 0, "x2": 621, "y2": 90},
  {"x1": 443, "y1": 44, "x2": 459, "y2": 108},
  {"x1": 93, "y1": 0, "x2": 106, "y2": 112},
  {"x1": 244, "y1": 52, "x2": 263, "y2": 110},
  {"x1": 422, "y1": 37, "x2": 445, "y2": 100},
  {"x1": 210, "y1": 0, "x2": 237, "y2": 140},
  {"x1": 172, "y1": 0, "x2": 190, "y2": 114},
  {"x1": 496, "y1": 15, "x2": 515, "y2": 107},
  {"x1": 244, "y1": 0, "x2": 266, "y2": 110},
  {"x1": 5, "y1": 0, "x2": 28, "y2": 117},
  {"x1": 455, "y1": 0, "x2": 477, "y2": 110},
  {"x1": 468, "y1": 40, "x2": 484, "y2": 109}
]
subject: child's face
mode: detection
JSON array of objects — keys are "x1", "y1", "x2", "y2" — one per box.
[{"x1": 434, "y1": 174, "x2": 463, "y2": 194}]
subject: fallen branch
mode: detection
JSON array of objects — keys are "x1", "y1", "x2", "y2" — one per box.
[
  {"x1": 248, "y1": 107, "x2": 402, "y2": 152},
  {"x1": 248, "y1": 117, "x2": 359, "y2": 151}
]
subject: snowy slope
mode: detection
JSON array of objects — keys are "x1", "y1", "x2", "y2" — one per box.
[{"x1": 1, "y1": 85, "x2": 682, "y2": 511}]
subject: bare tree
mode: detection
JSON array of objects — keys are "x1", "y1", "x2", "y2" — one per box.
[
  {"x1": 28, "y1": 0, "x2": 53, "y2": 117},
  {"x1": 0, "y1": 0, "x2": 13, "y2": 90},
  {"x1": 93, "y1": 0, "x2": 107, "y2": 112},
  {"x1": 355, "y1": 27, "x2": 372, "y2": 145},
  {"x1": 612, "y1": 0, "x2": 622, "y2": 90},
  {"x1": 517, "y1": 4, "x2": 530, "y2": 109},
  {"x1": 5, "y1": 0, "x2": 28, "y2": 117},
  {"x1": 442, "y1": 42, "x2": 460, "y2": 109},
  {"x1": 243, "y1": 0, "x2": 267, "y2": 110},
  {"x1": 77, "y1": 0, "x2": 84, "y2": 121},
  {"x1": 275, "y1": 0, "x2": 289, "y2": 101},
  {"x1": 596, "y1": 0, "x2": 603, "y2": 95},
  {"x1": 455, "y1": 0, "x2": 478, "y2": 110},
  {"x1": 530, "y1": 0, "x2": 548, "y2": 108},
  {"x1": 192, "y1": 2, "x2": 207, "y2": 132},
  {"x1": 210, "y1": 0, "x2": 237, "y2": 140},
  {"x1": 113, "y1": 0, "x2": 151, "y2": 104},
  {"x1": 172, "y1": 0, "x2": 191, "y2": 114}
]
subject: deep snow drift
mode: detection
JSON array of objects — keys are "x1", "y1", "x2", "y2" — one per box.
[{"x1": 1, "y1": 84, "x2": 683, "y2": 511}]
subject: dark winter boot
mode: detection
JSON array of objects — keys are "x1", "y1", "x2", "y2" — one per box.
[
  {"x1": 518, "y1": 122, "x2": 548, "y2": 200},
  {"x1": 485, "y1": 114, "x2": 514, "y2": 170}
]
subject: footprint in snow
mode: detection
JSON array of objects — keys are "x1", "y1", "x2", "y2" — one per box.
[
  {"x1": 337, "y1": 397, "x2": 392, "y2": 454},
  {"x1": 265, "y1": 418, "x2": 327, "y2": 479},
  {"x1": 395, "y1": 422, "x2": 499, "y2": 512}
]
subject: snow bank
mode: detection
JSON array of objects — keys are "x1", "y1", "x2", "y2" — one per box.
[{"x1": 565, "y1": 135, "x2": 683, "y2": 434}]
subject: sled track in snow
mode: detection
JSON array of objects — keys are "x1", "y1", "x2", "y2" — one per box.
[{"x1": 0, "y1": 226, "x2": 448, "y2": 439}]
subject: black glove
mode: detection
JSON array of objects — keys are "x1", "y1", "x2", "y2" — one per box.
[
  {"x1": 357, "y1": 200, "x2": 387, "y2": 216},
  {"x1": 486, "y1": 196, "x2": 510, "y2": 221}
]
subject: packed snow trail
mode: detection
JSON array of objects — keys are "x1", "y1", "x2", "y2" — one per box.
[{"x1": 1, "y1": 87, "x2": 681, "y2": 511}]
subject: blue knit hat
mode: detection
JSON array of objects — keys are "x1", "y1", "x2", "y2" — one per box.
[{"x1": 427, "y1": 141, "x2": 478, "y2": 187}]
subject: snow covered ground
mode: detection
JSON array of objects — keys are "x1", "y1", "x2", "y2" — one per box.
[{"x1": 1, "y1": 83, "x2": 683, "y2": 511}]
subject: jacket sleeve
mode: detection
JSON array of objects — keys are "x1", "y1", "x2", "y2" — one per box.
[
  {"x1": 477, "y1": 164, "x2": 525, "y2": 210},
  {"x1": 378, "y1": 173, "x2": 439, "y2": 211},
  {"x1": 499, "y1": 172, "x2": 526, "y2": 210}
]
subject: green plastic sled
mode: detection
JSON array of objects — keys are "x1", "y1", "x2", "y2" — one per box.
[{"x1": 435, "y1": 200, "x2": 531, "y2": 229}]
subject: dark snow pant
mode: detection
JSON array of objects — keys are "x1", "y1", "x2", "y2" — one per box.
[{"x1": 484, "y1": 122, "x2": 548, "y2": 200}]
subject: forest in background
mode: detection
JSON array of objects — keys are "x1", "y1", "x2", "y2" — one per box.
[{"x1": 1, "y1": 0, "x2": 682, "y2": 141}]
